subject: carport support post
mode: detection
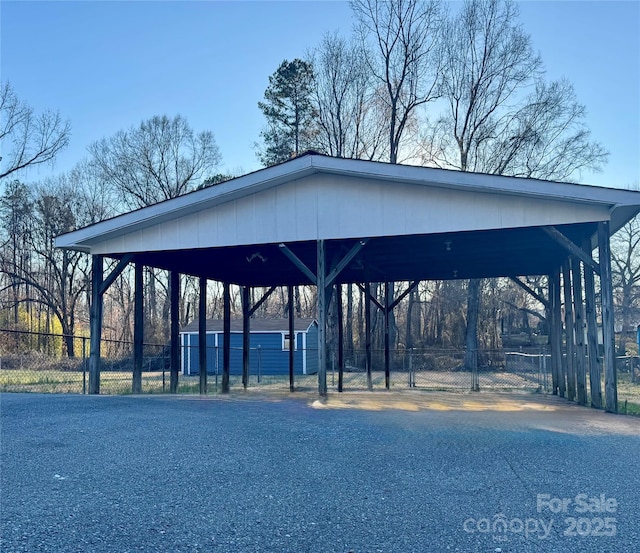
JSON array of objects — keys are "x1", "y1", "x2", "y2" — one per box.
[
  {"x1": 222, "y1": 282, "x2": 231, "y2": 393},
  {"x1": 571, "y1": 256, "x2": 587, "y2": 405},
  {"x1": 365, "y1": 281, "x2": 373, "y2": 391},
  {"x1": 550, "y1": 269, "x2": 564, "y2": 396},
  {"x1": 89, "y1": 255, "x2": 104, "y2": 394},
  {"x1": 337, "y1": 283, "x2": 344, "y2": 393},
  {"x1": 562, "y1": 261, "x2": 576, "y2": 401},
  {"x1": 198, "y1": 277, "x2": 207, "y2": 395},
  {"x1": 582, "y1": 238, "x2": 602, "y2": 409},
  {"x1": 133, "y1": 262, "x2": 144, "y2": 394},
  {"x1": 317, "y1": 239, "x2": 327, "y2": 395},
  {"x1": 242, "y1": 286, "x2": 250, "y2": 390},
  {"x1": 170, "y1": 271, "x2": 180, "y2": 394},
  {"x1": 598, "y1": 222, "x2": 617, "y2": 413},
  {"x1": 384, "y1": 281, "x2": 391, "y2": 390},
  {"x1": 288, "y1": 285, "x2": 295, "y2": 392}
]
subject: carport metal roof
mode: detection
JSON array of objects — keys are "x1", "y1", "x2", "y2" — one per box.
[{"x1": 56, "y1": 153, "x2": 640, "y2": 286}]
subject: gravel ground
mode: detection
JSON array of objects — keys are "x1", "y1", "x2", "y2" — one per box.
[{"x1": 1, "y1": 391, "x2": 639, "y2": 553}]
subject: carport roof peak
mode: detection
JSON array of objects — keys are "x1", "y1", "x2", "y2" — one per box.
[{"x1": 56, "y1": 153, "x2": 640, "y2": 254}]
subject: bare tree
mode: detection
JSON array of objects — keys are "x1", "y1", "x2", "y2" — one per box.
[
  {"x1": 612, "y1": 216, "x2": 640, "y2": 354},
  {"x1": 310, "y1": 32, "x2": 387, "y2": 160},
  {"x1": 88, "y1": 114, "x2": 221, "y2": 209},
  {"x1": 0, "y1": 82, "x2": 70, "y2": 180},
  {"x1": 0, "y1": 165, "x2": 110, "y2": 355},
  {"x1": 421, "y1": 0, "x2": 607, "y2": 369},
  {"x1": 488, "y1": 79, "x2": 609, "y2": 180},
  {"x1": 0, "y1": 179, "x2": 32, "y2": 327},
  {"x1": 351, "y1": 0, "x2": 442, "y2": 351},
  {"x1": 352, "y1": 0, "x2": 442, "y2": 164},
  {"x1": 423, "y1": 0, "x2": 541, "y2": 173}
]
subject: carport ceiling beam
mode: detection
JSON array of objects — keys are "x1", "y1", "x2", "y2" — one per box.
[{"x1": 542, "y1": 226, "x2": 600, "y2": 275}]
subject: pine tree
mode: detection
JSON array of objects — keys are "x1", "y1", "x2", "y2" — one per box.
[{"x1": 257, "y1": 59, "x2": 316, "y2": 166}]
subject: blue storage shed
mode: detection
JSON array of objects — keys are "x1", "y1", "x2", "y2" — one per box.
[{"x1": 180, "y1": 318, "x2": 318, "y2": 376}]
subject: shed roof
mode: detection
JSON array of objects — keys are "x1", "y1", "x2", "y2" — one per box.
[
  {"x1": 56, "y1": 153, "x2": 640, "y2": 286},
  {"x1": 180, "y1": 318, "x2": 317, "y2": 334}
]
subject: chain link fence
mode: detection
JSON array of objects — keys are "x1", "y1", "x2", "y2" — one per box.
[
  {"x1": 616, "y1": 355, "x2": 640, "y2": 415},
  {"x1": 1, "y1": 328, "x2": 639, "y2": 412},
  {"x1": 0, "y1": 329, "x2": 171, "y2": 394},
  {"x1": 324, "y1": 347, "x2": 551, "y2": 393}
]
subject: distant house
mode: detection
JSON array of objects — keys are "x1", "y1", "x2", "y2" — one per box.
[{"x1": 180, "y1": 318, "x2": 318, "y2": 376}]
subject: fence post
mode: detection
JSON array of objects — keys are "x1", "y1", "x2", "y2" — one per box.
[
  {"x1": 214, "y1": 345, "x2": 219, "y2": 391},
  {"x1": 537, "y1": 347, "x2": 543, "y2": 393},
  {"x1": 82, "y1": 337, "x2": 87, "y2": 395},
  {"x1": 162, "y1": 346, "x2": 167, "y2": 393},
  {"x1": 471, "y1": 349, "x2": 480, "y2": 392},
  {"x1": 409, "y1": 348, "x2": 414, "y2": 388},
  {"x1": 257, "y1": 345, "x2": 262, "y2": 383}
]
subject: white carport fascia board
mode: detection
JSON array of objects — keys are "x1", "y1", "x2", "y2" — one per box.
[
  {"x1": 313, "y1": 156, "x2": 640, "y2": 206},
  {"x1": 55, "y1": 155, "x2": 640, "y2": 252}
]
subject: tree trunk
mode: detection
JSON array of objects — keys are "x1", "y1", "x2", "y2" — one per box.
[
  {"x1": 406, "y1": 285, "x2": 415, "y2": 350},
  {"x1": 464, "y1": 279, "x2": 481, "y2": 370},
  {"x1": 62, "y1": 321, "x2": 75, "y2": 358},
  {"x1": 346, "y1": 283, "x2": 354, "y2": 360},
  {"x1": 357, "y1": 285, "x2": 364, "y2": 355}
]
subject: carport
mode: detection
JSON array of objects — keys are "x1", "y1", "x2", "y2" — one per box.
[{"x1": 55, "y1": 153, "x2": 640, "y2": 412}]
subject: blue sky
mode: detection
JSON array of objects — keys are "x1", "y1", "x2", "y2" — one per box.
[{"x1": 1, "y1": 0, "x2": 638, "y2": 188}]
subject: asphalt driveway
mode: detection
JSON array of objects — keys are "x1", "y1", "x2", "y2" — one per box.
[{"x1": 1, "y1": 391, "x2": 638, "y2": 552}]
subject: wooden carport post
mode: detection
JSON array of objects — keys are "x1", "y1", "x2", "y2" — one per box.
[
  {"x1": 365, "y1": 281, "x2": 373, "y2": 391},
  {"x1": 562, "y1": 261, "x2": 576, "y2": 401},
  {"x1": 549, "y1": 269, "x2": 564, "y2": 396},
  {"x1": 198, "y1": 277, "x2": 207, "y2": 395},
  {"x1": 571, "y1": 257, "x2": 587, "y2": 405},
  {"x1": 133, "y1": 262, "x2": 144, "y2": 394},
  {"x1": 337, "y1": 283, "x2": 344, "y2": 393},
  {"x1": 384, "y1": 281, "x2": 391, "y2": 390},
  {"x1": 317, "y1": 239, "x2": 327, "y2": 395},
  {"x1": 88, "y1": 254, "x2": 134, "y2": 394},
  {"x1": 598, "y1": 221, "x2": 617, "y2": 413},
  {"x1": 280, "y1": 238, "x2": 367, "y2": 396},
  {"x1": 288, "y1": 285, "x2": 295, "y2": 392},
  {"x1": 169, "y1": 271, "x2": 180, "y2": 393},
  {"x1": 222, "y1": 282, "x2": 231, "y2": 394},
  {"x1": 242, "y1": 286, "x2": 250, "y2": 390},
  {"x1": 89, "y1": 255, "x2": 104, "y2": 394},
  {"x1": 582, "y1": 238, "x2": 602, "y2": 408}
]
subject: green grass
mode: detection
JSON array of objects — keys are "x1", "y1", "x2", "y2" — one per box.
[
  {"x1": 616, "y1": 372, "x2": 640, "y2": 416},
  {"x1": 0, "y1": 369, "x2": 165, "y2": 394},
  {"x1": 618, "y1": 400, "x2": 640, "y2": 416}
]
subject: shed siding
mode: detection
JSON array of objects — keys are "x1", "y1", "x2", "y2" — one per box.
[
  {"x1": 305, "y1": 323, "x2": 318, "y2": 374},
  {"x1": 182, "y1": 331, "x2": 309, "y2": 376}
]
